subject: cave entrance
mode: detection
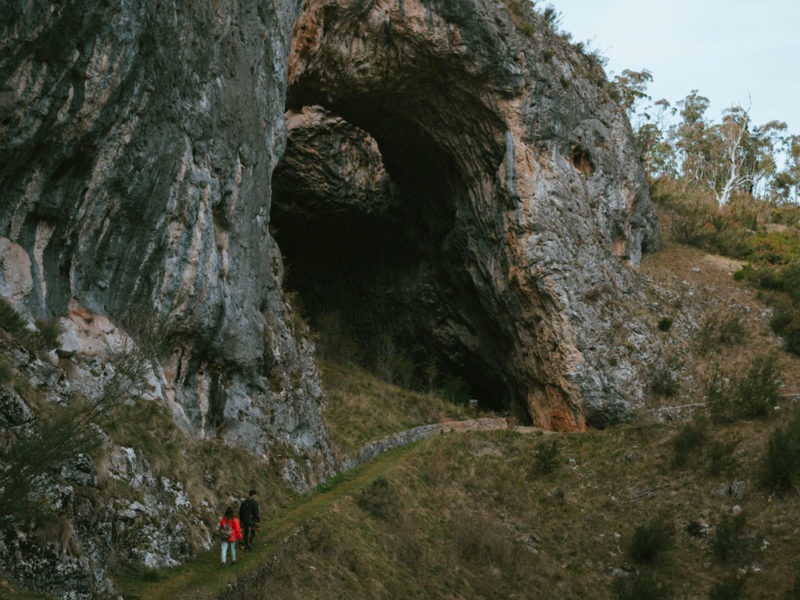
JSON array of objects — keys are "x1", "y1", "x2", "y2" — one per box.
[{"x1": 270, "y1": 103, "x2": 517, "y2": 415}]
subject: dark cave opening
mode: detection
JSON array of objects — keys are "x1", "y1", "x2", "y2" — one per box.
[{"x1": 270, "y1": 105, "x2": 516, "y2": 413}]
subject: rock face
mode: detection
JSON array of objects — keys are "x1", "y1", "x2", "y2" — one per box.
[
  {"x1": 1, "y1": 2, "x2": 331, "y2": 595},
  {"x1": 1, "y1": 0, "x2": 661, "y2": 595},
  {"x1": 274, "y1": 0, "x2": 660, "y2": 429},
  {"x1": 0, "y1": 2, "x2": 331, "y2": 473}
]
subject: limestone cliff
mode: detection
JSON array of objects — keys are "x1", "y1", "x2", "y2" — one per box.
[
  {"x1": 0, "y1": 1, "x2": 331, "y2": 471},
  {"x1": 0, "y1": 0, "x2": 661, "y2": 595},
  {"x1": 275, "y1": 0, "x2": 660, "y2": 430},
  {"x1": 1, "y1": 1, "x2": 330, "y2": 595}
]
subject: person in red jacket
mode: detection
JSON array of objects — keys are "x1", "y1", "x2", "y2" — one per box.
[{"x1": 219, "y1": 506, "x2": 243, "y2": 568}]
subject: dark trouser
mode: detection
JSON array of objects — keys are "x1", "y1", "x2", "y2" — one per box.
[{"x1": 242, "y1": 522, "x2": 256, "y2": 549}]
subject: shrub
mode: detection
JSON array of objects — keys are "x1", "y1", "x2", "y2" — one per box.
[
  {"x1": 35, "y1": 319, "x2": 60, "y2": 349},
  {"x1": 0, "y1": 298, "x2": 29, "y2": 336},
  {"x1": 612, "y1": 571, "x2": 670, "y2": 600},
  {"x1": 671, "y1": 416, "x2": 708, "y2": 469},
  {"x1": 628, "y1": 517, "x2": 674, "y2": 564},
  {"x1": 709, "y1": 575, "x2": 745, "y2": 600},
  {"x1": 706, "y1": 439, "x2": 737, "y2": 476},
  {"x1": 708, "y1": 354, "x2": 783, "y2": 423},
  {"x1": 0, "y1": 358, "x2": 13, "y2": 386},
  {"x1": 357, "y1": 476, "x2": 399, "y2": 520},
  {"x1": 734, "y1": 353, "x2": 782, "y2": 418},
  {"x1": 649, "y1": 356, "x2": 681, "y2": 397},
  {"x1": 782, "y1": 563, "x2": 800, "y2": 599},
  {"x1": 711, "y1": 512, "x2": 748, "y2": 563},
  {"x1": 707, "y1": 371, "x2": 734, "y2": 424},
  {"x1": 534, "y1": 439, "x2": 560, "y2": 474},
  {"x1": 697, "y1": 311, "x2": 746, "y2": 351},
  {"x1": 685, "y1": 520, "x2": 707, "y2": 539},
  {"x1": 770, "y1": 299, "x2": 800, "y2": 356},
  {"x1": 762, "y1": 414, "x2": 800, "y2": 493},
  {"x1": 657, "y1": 317, "x2": 673, "y2": 332}
]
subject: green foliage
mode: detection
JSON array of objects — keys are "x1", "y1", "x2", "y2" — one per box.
[
  {"x1": 35, "y1": 318, "x2": 60, "y2": 348},
  {"x1": 0, "y1": 357, "x2": 13, "y2": 386},
  {"x1": 708, "y1": 575, "x2": 745, "y2": 600},
  {"x1": 628, "y1": 517, "x2": 675, "y2": 564},
  {"x1": 708, "y1": 354, "x2": 783, "y2": 423},
  {"x1": 711, "y1": 512, "x2": 748, "y2": 563},
  {"x1": 706, "y1": 439, "x2": 737, "y2": 476},
  {"x1": 671, "y1": 416, "x2": 708, "y2": 469},
  {"x1": 734, "y1": 353, "x2": 783, "y2": 418},
  {"x1": 649, "y1": 355, "x2": 682, "y2": 397},
  {"x1": 612, "y1": 571, "x2": 671, "y2": 600},
  {"x1": 783, "y1": 563, "x2": 800, "y2": 599},
  {"x1": 0, "y1": 338, "x2": 154, "y2": 528},
  {"x1": 685, "y1": 520, "x2": 707, "y2": 539},
  {"x1": 357, "y1": 476, "x2": 399, "y2": 520},
  {"x1": 533, "y1": 439, "x2": 560, "y2": 474},
  {"x1": 0, "y1": 297, "x2": 29, "y2": 336},
  {"x1": 696, "y1": 311, "x2": 746, "y2": 351},
  {"x1": 762, "y1": 413, "x2": 800, "y2": 493},
  {"x1": 657, "y1": 317, "x2": 673, "y2": 332},
  {"x1": 610, "y1": 69, "x2": 653, "y2": 117},
  {"x1": 770, "y1": 298, "x2": 800, "y2": 355}
]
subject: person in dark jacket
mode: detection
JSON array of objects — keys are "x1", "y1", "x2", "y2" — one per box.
[{"x1": 238, "y1": 489, "x2": 260, "y2": 551}]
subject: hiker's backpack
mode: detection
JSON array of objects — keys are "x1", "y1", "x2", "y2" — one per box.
[{"x1": 219, "y1": 520, "x2": 232, "y2": 540}]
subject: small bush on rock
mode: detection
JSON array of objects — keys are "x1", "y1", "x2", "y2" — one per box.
[
  {"x1": 657, "y1": 317, "x2": 673, "y2": 332},
  {"x1": 0, "y1": 298, "x2": 28, "y2": 336}
]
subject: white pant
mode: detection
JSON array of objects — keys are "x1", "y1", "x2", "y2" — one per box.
[{"x1": 221, "y1": 540, "x2": 237, "y2": 563}]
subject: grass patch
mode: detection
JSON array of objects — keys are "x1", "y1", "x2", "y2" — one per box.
[{"x1": 319, "y1": 359, "x2": 467, "y2": 463}]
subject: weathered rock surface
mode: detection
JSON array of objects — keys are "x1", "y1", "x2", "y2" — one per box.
[
  {"x1": 0, "y1": 1, "x2": 331, "y2": 472},
  {"x1": 275, "y1": 0, "x2": 661, "y2": 430},
  {"x1": 1, "y1": 0, "x2": 330, "y2": 595},
  {"x1": 1, "y1": 0, "x2": 663, "y2": 595}
]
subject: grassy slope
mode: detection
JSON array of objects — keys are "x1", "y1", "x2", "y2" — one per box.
[
  {"x1": 10, "y1": 229, "x2": 800, "y2": 599},
  {"x1": 259, "y1": 419, "x2": 800, "y2": 599},
  {"x1": 318, "y1": 359, "x2": 468, "y2": 464},
  {"x1": 116, "y1": 444, "x2": 420, "y2": 600},
  {"x1": 247, "y1": 234, "x2": 800, "y2": 599}
]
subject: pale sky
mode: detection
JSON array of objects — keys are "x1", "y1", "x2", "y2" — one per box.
[{"x1": 551, "y1": 0, "x2": 800, "y2": 136}]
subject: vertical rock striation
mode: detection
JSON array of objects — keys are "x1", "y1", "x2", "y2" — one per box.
[{"x1": 0, "y1": 1, "x2": 331, "y2": 476}]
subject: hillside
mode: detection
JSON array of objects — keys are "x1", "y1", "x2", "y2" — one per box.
[
  {"x1": 98, "y1": 228, "x2": 800, "y2": 599},
  {"x1": 2, "y1": 0, "x2": 797, "y2": 596},
  {"x1": 240, "y1": 230, "x2": 800, "y2": 599}
]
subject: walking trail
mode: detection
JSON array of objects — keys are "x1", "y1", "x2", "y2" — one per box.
[{"x1": 117, "y1": 417, "x2": 544, "y2": 599}]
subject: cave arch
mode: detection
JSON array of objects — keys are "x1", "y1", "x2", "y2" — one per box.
[
  {"x1": 268, "y1": 1, "x2": 536, "y2": 414},
  {"x1": 270, "y1": 96, "x2": 521, "y2": 413}
]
